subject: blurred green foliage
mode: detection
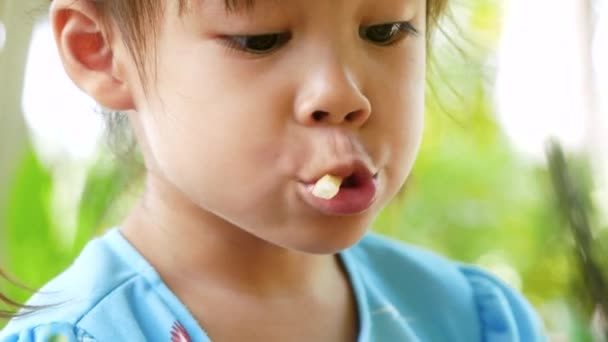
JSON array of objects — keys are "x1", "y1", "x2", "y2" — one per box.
[
  {"x1": 1, "y1": 0, "x2": 607, "y2": 340},
  {"x1": 1, "y1": 149, "x2": 131, "y2": 302}
]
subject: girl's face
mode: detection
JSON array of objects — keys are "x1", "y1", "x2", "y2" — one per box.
[{"x1": 127, "y1": 0, "x2": 426, "y2": 253}]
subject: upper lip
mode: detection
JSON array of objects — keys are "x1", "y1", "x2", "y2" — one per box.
[{"x1": 301, "y1": 159, "x2": 376, "y2": 185}]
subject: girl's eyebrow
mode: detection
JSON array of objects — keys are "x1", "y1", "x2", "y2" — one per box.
[
  {"x1": 195, "y1": 0, "x2": 257, "y2": 15},
  {"x1": 222, "y1": 0, "x2": 257, "y2": 13}
]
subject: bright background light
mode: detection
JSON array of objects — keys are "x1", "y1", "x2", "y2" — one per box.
[
  {"x1": 0, "y1": 21, "x2": 6, "y2": 51},
  {"x1": 495, "y1": 0, "x2": 599, "y2": 159},
  {"x1": 22, "y1": 20, "x2": 102, "y2": 165},
  {"x1": 21, "y1": 20, "x2": 104, "y2": 246}
]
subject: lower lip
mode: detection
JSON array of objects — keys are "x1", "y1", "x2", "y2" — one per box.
[{"x1": 298, "y1": 176, "x2": 378, "y2": 216}]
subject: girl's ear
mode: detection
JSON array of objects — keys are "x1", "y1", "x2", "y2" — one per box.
[{"x1": 50, "y1": 0, "x2": 135, "y2": 111}]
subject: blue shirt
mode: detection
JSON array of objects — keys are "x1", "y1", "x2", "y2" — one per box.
[{"x1": 1, "y1": 229, "x2": 545, "y2": 341}]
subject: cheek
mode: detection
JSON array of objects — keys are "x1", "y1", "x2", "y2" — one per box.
[
  {"x1": 153, "y1": 48, "x2": 295, "y2": 144},
  {"x1": 140, "y1": 91, "x2": 295, "y2": 218},
  {"x1": 383, "y1": 93, "x2": 424, "y2": 198},
  {"x1": 368, "y1": 57, "x2": 425, "y2": 196},
  {"x1": 143, "y1": 118, "x2": 288, "y2": 221},
  {"x1": 149, "y1": 44, "x2": 306, "y2": 181}
]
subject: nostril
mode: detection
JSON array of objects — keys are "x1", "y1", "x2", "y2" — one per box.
[
  {"x1": 312, "y1": 111, "x2": 329, "y2": 122},
  {"x1": 345, "y1": 111, "x2": 358, "y2": 122}
]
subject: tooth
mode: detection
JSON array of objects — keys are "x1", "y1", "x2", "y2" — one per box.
[{"x1": 312, "y1": 174, "x2": 343, "y2": 200}]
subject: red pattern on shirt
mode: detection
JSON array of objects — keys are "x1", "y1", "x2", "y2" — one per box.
[{"x1": 170, "y1": 322, "x2": 192, "y2": 342}]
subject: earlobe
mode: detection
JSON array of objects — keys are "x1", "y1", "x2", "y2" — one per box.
[{"x1": 50, "y1": 0, "x2": 135, "y2": 111}]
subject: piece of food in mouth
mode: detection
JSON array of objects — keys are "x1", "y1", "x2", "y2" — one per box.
[{"x1": 312, "y1": 174, "x2": 343, "y2": 200}]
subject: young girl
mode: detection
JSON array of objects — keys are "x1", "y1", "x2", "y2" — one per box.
[{"x1": 1, "y1": 0, "x2": 546, "y2": 341}]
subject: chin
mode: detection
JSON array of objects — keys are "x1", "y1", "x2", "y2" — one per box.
[{"x1": 291, "y1": 216, "x2": 373, "y2": 255}]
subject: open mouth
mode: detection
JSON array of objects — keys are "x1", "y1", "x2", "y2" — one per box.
[
  {"x1": 298, "y1": 165, "x2": 379, "y2": 215},
  {"x1": 341, "y1": 174, "x2": 359, "y2": 188},
  {"x1": 340, "y1": 171, "x2": 379, "y2": 189}
]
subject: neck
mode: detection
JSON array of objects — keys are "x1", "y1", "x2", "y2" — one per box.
[{"x1": 121, "y1": 173, "x2": 344, "y2": 298}]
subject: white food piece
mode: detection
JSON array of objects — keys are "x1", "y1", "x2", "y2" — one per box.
[{"x1": 312, "y1": 174, "x2": 343, "y2": 200}]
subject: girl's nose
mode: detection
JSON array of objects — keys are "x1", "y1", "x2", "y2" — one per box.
[{"x1": 294, "y1": 61, "x2": 371, "y2": 127}]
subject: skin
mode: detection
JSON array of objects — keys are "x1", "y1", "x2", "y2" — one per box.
[{"x1": 50, "y1": 0, "x2": 426, "y2": 340}]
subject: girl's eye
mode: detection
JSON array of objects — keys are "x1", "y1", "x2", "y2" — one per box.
[
  {"x1": 224, "y1": 33, "x2": 291, "y2": 54},
  {"x1": 360, "y1": 22, "x2": 418, "y2": 46}
]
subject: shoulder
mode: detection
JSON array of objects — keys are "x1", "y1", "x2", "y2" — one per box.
[
  {"x1": 458, "y1": 264, "x2": 547, "y2": 341},
  {"x1": 346, "y1": 232, "x2": 546, "y2": 341},
  {"x1": 0, "y1": 229, "x2": 145, "y2": 340}
]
